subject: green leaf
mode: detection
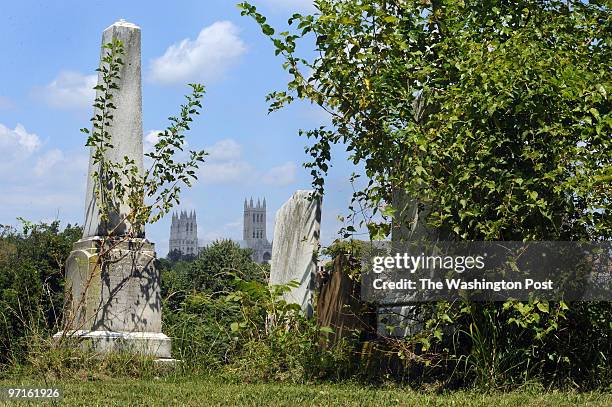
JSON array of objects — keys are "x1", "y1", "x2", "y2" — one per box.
[
  {"x1": 596, "y1": 84, "x2": 607, "y2": 99},
  {"x1": 381, "y1": 205, "x2": 397, "y2": 217},
  {"x1": 536, "y1": 302, "x2": 549, "y2": 313}
]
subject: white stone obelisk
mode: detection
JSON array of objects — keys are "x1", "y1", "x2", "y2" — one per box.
[
  {"x1": 55, "y1": 20, "x2": 171, "y2": 360},
  {"x1": 83, "y1": 19, "x2": 144, "y2": 238}
]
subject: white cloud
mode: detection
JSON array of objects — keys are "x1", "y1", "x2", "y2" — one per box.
[
  {"x1": 149, "y1": 21, "x2": 246, "y2": 85},
  {"x1": 0, "y1": 121, "x2": 88, "y2": 226},
  {"x1": 35, "y1": 71, "x2": 97, "y2": 110},
  {"x1": 34, "y1": 149, "x2": 64, "y2": 177},
  {"x1": 0, "y1": 149, "x2": 87, "y2": 219},
  {"x1": 198, "y1": 139, "x2": 299, "y2": 186},
  {"x1": 144, "y1": 129, "x2": 163, "y2": 154},
  {"x1": 200, "y1": 138, "x2": 250, "y2": 184},
  {"x1": 262, "y1": 161, "x2": 297, "y2": 186},
  {"x1": 207, "y1": 138, "x2": 242, "y2": 161},
  {"x1": 145, "y1": 130, "x2": 161, "y2": 146},
  {"x1": 202, "y1": 161, "x2": 252, "y2": 184},
  {"x1": 0, "y1": 123, "x2": 41, "y2": 159},
  {"x1": 0, "y1": 96, "x2": 13, "y2": 109}
]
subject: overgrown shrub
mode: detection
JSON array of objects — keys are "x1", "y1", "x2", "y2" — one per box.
[
  {"x1": 162, "y1": 240, "x2": 267, "y2": 373},
  {"x1": 0, "y1": 221, "x2": 80, "y2": 369},
  {"x1": 160, "y1": 239, "x2": 359, "y2": 382},
  {"x1": 377, "y1": 300, "x2": 612, "y2": 390},
  {"x1": 164, "y1": 292, "x2": 242, "y2": 373},
  {"x1": 222, "y1": 279, "x2": 358, "y2": 383}
]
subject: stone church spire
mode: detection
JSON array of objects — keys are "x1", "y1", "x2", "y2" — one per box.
[
  {"x1": 243, "y1": 197, "x2": 272, "y2": 264},
  {"x1": 168, "y1": 209, "x2": 199, "y2": 257}
]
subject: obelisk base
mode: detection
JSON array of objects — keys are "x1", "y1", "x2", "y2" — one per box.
[{"x1": 55, "y1": 237, "x2": 172, "y2": 360}]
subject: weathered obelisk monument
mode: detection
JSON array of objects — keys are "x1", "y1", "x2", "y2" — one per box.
[{"x1": 54, "y1": 20, "x2": 171, "y2": 359}]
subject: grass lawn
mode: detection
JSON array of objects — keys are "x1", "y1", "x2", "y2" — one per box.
[{"x1": 0, "y1": 378, "x2": 610, "y2": 406}]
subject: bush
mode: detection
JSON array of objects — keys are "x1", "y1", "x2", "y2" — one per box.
[
  {"x1": 161, "y1": 240, "x2": 359, "y2": 383},
  {"x1": 162, "y1": 240, "x2": 268, "y2": 373},
  {"x1": 0, "y1": 221, "x2": 80, "y2": 369},
  {"x1": 222, "y1": 279, "x2": 358, "y2": 383},
  {"x1": 381, "y1": 300, "x2": 612, "y2": 390},
  {"x1": 164, "y1": 292, "x2": 241, "y2": 373}
]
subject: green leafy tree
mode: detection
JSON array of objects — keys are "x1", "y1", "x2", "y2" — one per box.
[
  {"x1": 188, "y1": 240, "x2": 267, "y2": 296},
  {"x1": 239, "y1": 0, "x2": 610, "y2": 241},
  {"x1": 240, "y1": 0, "x2": 611, "y2": 388}
]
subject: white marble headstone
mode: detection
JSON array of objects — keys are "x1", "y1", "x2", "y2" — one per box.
[{"x1": 269, "y1": 190, "x2": 321, "y2": 316}]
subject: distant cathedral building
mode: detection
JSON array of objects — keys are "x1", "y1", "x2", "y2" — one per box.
[
  {"x1": 242, "y1": 197, "x2": 273, "y2": 263},
  {"x1": 169, "y1": 210, "x2": 199, "y2": 257}
]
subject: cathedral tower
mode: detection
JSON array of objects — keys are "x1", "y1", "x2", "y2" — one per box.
[
  {"x1": 243, "y1": 197, "x2": 272, "y2": 263},
  {"x1": 243, "y1": 197, "x2": 267, "y2": 242},
  {"x1": 169, "y1": 210, "x2": 198, "y2": 257}
]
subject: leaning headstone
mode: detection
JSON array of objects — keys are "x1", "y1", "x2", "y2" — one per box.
[
  {"x1": 269, "y1": 190, "x2": 321, "y2": 316},
  {"x1": 54, "y1": 20, "x2": 171, "y2": 360}
]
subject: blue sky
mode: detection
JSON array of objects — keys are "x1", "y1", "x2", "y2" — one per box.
[{"x1": 0, "y1": 0, "x2": 363, "y2": 255}]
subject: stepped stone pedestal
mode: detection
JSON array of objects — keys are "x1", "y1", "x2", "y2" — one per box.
[{"x1": 54, "y1": 238, "x2": 171, "y2": 358}]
